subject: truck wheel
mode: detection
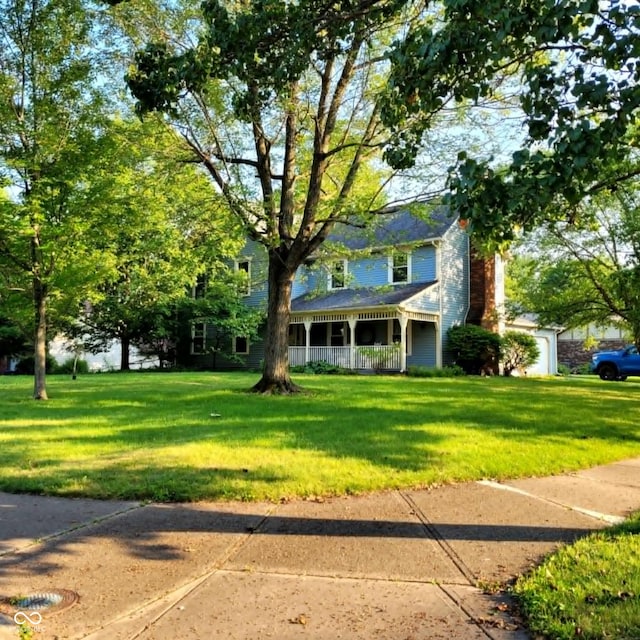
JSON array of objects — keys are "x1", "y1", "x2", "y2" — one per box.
[
  {"x1": 599, "y1": 364, "x2": 618, "y2": 381},
  {"x1": 617, "y1": 375, "x2": 628, "y2": 381}
]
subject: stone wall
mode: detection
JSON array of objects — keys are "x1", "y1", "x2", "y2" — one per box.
[{"x1": 557, "y1": 339, "x2": 626, "y2": 370}]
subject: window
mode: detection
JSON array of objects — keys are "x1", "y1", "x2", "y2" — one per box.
[
  {"x1": 234, "y1": 336, "x2": 249, "y2": 354},
  {"x1": 330, "y1": 322, "x2": 345, "y2": 346},
  {"x1": 289, "y1": 324, "x2": 305, "y2": 346},
  {"x1": 192, "y1": 274, "x2": 206, "y2": 299},
  {"x1": 235, "y1": 259, "x2": 251, "y2": 296},
  {"x1": 392, "y1": 319, "x2": 402, "y2": 344},
  {"x1": 191, "y1": 322, "x2": 208, "y2": 355},
  {"x1": 329, "y1": 260, "x2": 347, "y2": 289},
  {"x1": 389, "y1": 252, "x2": 410, "y2": 284}
]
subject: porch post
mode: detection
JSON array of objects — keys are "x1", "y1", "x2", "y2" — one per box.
[
  {"x1": 348, "y1": 316, "x2": 357, "y2": 369},
  {"x1": 399, "y1": 314, "x2": 409, "y2": 372},
  {"x1": 304, "y1": 319, "x2": 312, "y2": 364}
]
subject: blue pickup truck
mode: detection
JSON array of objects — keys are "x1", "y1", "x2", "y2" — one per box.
[{"x1": 591, "y1": 345, "x2": 640, "y2": 381}]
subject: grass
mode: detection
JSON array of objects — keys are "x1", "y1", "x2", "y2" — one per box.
[
  {"x1": 1, "y1": 371, "x2": 639, "y2": 502},
  {"x1": 514, "y1": 512, "x2": 640, "y2": 640}
]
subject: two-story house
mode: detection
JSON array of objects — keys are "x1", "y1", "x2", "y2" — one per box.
[{"x1": 190, "y1": 204, "x2": 504, "y2": 373}]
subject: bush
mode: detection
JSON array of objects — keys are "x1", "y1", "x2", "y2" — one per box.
[
  {"x1": 290, "y1": 360, "x2": 349, "y2": 374},
  {"x1": 14, "y1": 354, "x2": 58, "y2": 375},
  {"x1": 501, "y1": 331, "x2": 540, "y2": 376},
  {"x1": 557, "y1": 363, "x2": 571, "y2": 376},
  {"x1": 55, "y1": 357, "x2": 90, "y2": 375},
  {"x1": 574, "y1": 363, "x2": 594, "y2": 375},
  {"x1": 407, "y1": 365, "x2": 466, "y2": 378},
  {"x1": 446, "y1": 325, "x2": 501, "y2": 375}
]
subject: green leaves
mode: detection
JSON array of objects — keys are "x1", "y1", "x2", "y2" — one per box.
[
  {"x1": 126, "y1": 44, "x2": 184, "y2": 117},
  {"x1": 381, "y1": 0, "x2": 640, "y2": 246},
  {"x1": 128, "y1": 0, "x2": 408, "y2": 120},
  {"x1": 507, "y1": 183, "x2": 640, "y2": 346}
]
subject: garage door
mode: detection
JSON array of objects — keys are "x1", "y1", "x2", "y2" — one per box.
[{"x1": 527, "y1": 336, "x2": 549, "y2": 375}]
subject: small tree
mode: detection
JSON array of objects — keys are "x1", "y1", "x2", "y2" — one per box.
[
  {"x1": 500, "y1": 331, "x2": 540, "y2": 377},
  {"x1": 0, "y1": 0, "x2": 117, "y2": 398},
  {"x1": 506, "y1": 184, "x2": 640, "y2": 348},
  {"x1": 446, "y1": 325, "x2": 501, "y2": 375}
]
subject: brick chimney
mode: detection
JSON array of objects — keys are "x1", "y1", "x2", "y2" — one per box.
[{"x1": 468, "y1": 250, "x2": 503, "y2": 333}]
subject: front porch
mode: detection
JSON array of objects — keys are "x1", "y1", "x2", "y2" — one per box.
[
  {"x1": 289, "y1": 344, "x2": 402, "y2": 371},
  {"x1": 288, "y1": 309, "x2": 440, "y2": 372}
]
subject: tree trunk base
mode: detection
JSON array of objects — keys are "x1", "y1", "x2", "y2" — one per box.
[{"x1": 250, "y1": 376, "x2": 303, "y2": 395}]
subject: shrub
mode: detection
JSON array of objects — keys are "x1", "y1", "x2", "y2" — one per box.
[
  {"x1": 291, "y1": 360, "x2": 348, "y2": 374},
  {"x1": 14, "y1": 354, "x2": 57, "y2": 375},
  {"x1": 446, "y1": 324, "x2": 501, "y2": 375},
  {"x1": 557, "y1": 363, "x2": 571, "y2": 376},
  {"x1": 407, "y1": 365, "x2": 466, "y2": 378},
  {"x1": 575, "y1": 363, "x2": 594, "y2": 375},
  {"x1": 55, "y1": 357, "x2": 90, "y2": 375},
  {"x1": 500, "y1": 331, "x2": 540, "y2": 376}
]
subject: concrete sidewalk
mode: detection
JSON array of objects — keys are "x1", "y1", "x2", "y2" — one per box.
[{"x1": 1, "y1": 458, "x2": 639, "y2": 640}]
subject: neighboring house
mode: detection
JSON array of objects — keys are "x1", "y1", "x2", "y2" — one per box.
[
  {"x1": 192, "y1": 205, "x2": 505, "y2": 373},
  {"x1": 557, "y1": 324, "x2": 629, "y2": 371},
  {"x1": 0, "y1": 355, "x2": 18, "y2": 374}
]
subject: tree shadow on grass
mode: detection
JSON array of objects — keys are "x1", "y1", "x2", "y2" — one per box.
[{"x1": 1, "y1": 374, "x2": 639, "y2": 502}]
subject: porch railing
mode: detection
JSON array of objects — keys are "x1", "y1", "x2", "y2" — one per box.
[{"x1": 289, "y1": 345, "x2": 401, "y2": 371}]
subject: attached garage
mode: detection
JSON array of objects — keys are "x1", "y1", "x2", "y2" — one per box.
[{"x1": 505, "y1": 315, "x2": 560, "y2": 376}]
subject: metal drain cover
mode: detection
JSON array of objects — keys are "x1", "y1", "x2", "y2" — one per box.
[{"x1": 0, "y1": 589, "x2": 78, "y2": 616}]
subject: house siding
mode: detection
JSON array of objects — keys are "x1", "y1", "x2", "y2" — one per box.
[
  {"x1": 299, "y1": 245, "x2": 438, "y2": 294},
  {"x1": 411, "y1": 245, "x2": 437, "y2": 283},
  {"x1": 238, "y1": 240, "x2": 269, "y2": 309},
  {"x1": 405, "y1": 283, "x2": 440, "y2": 313},
  {"x1": 557, "y1": 324, "x2": 629, "y2": 370},
  {"x1": 350, "y1": 255, "x2": 386, "y2": 287},
  {"x1": 407, "y1": 322, "x2": 437, "y2": 367},
  {"x1": 297, "y1": 264, "x2": 322, "y2": 296}
]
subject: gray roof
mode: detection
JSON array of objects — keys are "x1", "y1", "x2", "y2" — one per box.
[
  {"x1": 291, "y1": 281, "x2": 437, "y2": 314},
  {"x1": 326, "y1": 205, "x2": 456, "y2": 251}
]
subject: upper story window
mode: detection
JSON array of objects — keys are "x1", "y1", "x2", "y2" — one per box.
[
  {"x1": 389, "y1": 252, "x2": 410, "y2": 284},
  {"x1": 235, "y1": 259, "x2": 251, "y2": 296},
  {"x1": 192, "y1": 274, "x2": 207, "y2": 299},
  {"x1": 328, "y1": 260, "x2": 347, "y2": 290}
]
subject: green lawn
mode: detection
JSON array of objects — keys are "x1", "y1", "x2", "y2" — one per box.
[
  {"x1": 515, "y1": 512, "x2": 640, "y2": 640},
  {"x1": 1, "y1": 371, "x2": 638, "y2": 502}
]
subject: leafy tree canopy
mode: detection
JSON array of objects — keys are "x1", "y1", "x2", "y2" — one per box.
[
  {"x1": 381, "y1": 0, "x2": 640, "y2": 249},
  {"x1": 507, "y1": 181, "x2": 640, "y2": 346},
  {"x1": 0, "y1": 0, "x2": 123, "y2": 397},
  {"x1": 64, "y1": 117, "x2": 245, "y2": 369}
]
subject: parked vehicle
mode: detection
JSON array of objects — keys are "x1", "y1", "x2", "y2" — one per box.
[{"x1": 590, "y1": 345, "x2": 640, "y2": 381}]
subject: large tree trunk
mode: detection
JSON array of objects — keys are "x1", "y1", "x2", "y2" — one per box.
[
  {"x1": 33, "y1": 278, "x2": 48, "y2": 400},
  {"x1": 251, "y1": 251, "x2": 300, "y2": 394}
]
